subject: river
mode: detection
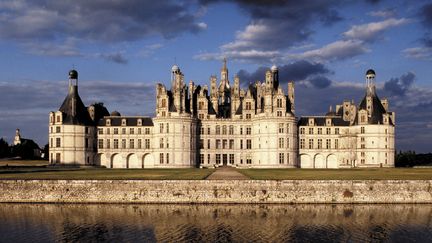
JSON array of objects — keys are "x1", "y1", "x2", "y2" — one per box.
[{"x1": 0, "y1": 204, "x2": 431, "y2": 242}]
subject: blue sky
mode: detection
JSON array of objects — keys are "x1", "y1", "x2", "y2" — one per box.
[{"x1": 0, "y1": 0, "x2": 431, "y2": 152}]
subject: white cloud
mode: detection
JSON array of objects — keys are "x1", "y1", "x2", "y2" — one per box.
[
  {"x1": 368, "y1": 9, "x2": 396, "y2": 18},
  {"x1": 287, "y1": 40, "x2": 369, "y2": 62},
  {"x1": 402, "y1": 47, "x2": 432, "y2": 60},
  {"x1": 343, "y1": 18, "x2": 409, "y2": 42},
  {"x1": 194, "y1": 49, "x2": 280, "y2": 62}
]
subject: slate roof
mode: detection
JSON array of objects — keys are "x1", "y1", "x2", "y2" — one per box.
[
  {"x1": 356, "y1": 93, "x2": 394, "y2": 125},
  {"x1": 98, "y1": 117, "x2": 154, "y2": 126},
  {"x1": 298, "y1": 116, "x2": 350, "y2": 126},
  {"x1": 59, "y1": 86, "x2": 93, "y2": 126}
]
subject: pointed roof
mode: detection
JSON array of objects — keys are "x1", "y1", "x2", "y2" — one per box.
[
  {"x1": 59, "y1": 85, "x2": 93, "y2": 126},
  {"x1": 357, "y1": 92, "x2": 393, "y2": 125}
]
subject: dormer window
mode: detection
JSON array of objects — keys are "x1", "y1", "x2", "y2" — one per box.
[
  {"x1": 122, "y1": 119, "x2": 126, "y2": 126},
  {"x1": 106, "y1": 119, "x2": 111, "y2": 126},
  {"x1": 326, "y1": 119, "x2": 331, "y2": 126},
  {"x1": 138, "y1": 119, "x2": 142, "y2": 126},
  {"x1": 308, "y1": 118, "x2": 314, "y2": 126}
]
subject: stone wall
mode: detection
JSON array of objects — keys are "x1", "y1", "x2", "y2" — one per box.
[{"x1": 1, "y1": 180, "x2": 432, "y2": 203}]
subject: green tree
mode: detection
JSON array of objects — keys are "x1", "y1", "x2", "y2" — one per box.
[{"x1": 0, "y1": 138, "x2": 9, "y2": 158}]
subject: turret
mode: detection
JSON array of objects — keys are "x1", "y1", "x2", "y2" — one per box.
[
  {"x1": 288, "y1": 81, "x2": 295, "y2": 113},
  {"x1": 14, "y1": 129, "x2": 21, "y2": 145}
]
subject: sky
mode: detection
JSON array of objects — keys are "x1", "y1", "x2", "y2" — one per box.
[{"x1": 0, "y1": 0, "x2": 431, "y2": 152}]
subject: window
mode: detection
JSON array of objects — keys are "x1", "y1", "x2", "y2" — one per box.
[
  {"x1": 106, "y1": 139, "x2": 110, "y2": 149},
  {"x1": 216, "y1": 126, "x2": 220, "y2": 135},
  {"x1": 56, "y1": 116, "x2": 60, "y2": 122},
  {"x1": 300, "y1": 139, "x2": 305, "y2": 149},
  {"x1": 121, "y1": 139, "x2": 126, "y2": 149},
  {"x1": 246, "y1": 102, "x2": 251, "y2": 110},
  {"x1": 229, "y1": 139, "x2": 234, "y2": 149},
  {"x1": 326, "y1": 139, "x2": 331, "y2": 149},
  {"x1": 130, "y1": 139, "x2": 134, "y2": 149},
  {"x1": 138, "y1": 128, "x2": 142, "y2": 134},
  {"x1": 216, "y1": 154, "x2": 221, "y2": 164},
  {"x1": 160, "y1": 138, "x2": 164, "y2": 148},
  {"x1": 50, "y1": 138, "x2": 53, "y2": 147},
  {"x1": 361, "y1": 115, "x2": 366, "y2": 123},
  {"x1": 208, "y1": 154, "x2": 211, "y2": 164},
  {"x1": 361, "y1": 137, "x2": 365, "y2": 142},
  {"x1": 279, "y1": 153, "x2": 284, "y2": 164},
  {"x1": 240, "y1": 127, "x2": 243, "y2": 135},
  {"x1": 98, "y1": 128, "x2": 103, "y2": 134},
  {"x1": 361, "y1": 144, "x2": 366, "y2": 149},
  {"x1": 326, "y1": 128, "x2": 331, "y2": 135},
  {"x1": 222, "y1": 125, "x2": 227, "y2": 135},
  {"x1": 161, "y1": 99, "x2": 167, "y2": 108},
  {"x1": 240, "y1": 140, "x2": 243, "y2": 149},
  {"x1": 85, "y1": 127, "x2": 89, "y2": 134},
  {"x1": 98, "y1": 139, "x2": 103, "y2": 149},
  {"x1": 56, "y1": 127, "x2": 61, "y2": 133},
  {"x1": 279, "y1": 123, "x2": 284, "y2": 133},
  {"x1": 335, "y1": 139, "x2": 339, "y2": 149},
  {"x1": 160, "y1": 123, "x2": 164, "y2": 133},
  {"x1": 300, "y1": 128, "x2": 305, "y2": 134},
  {"x1": 114, "y1": 139, "x2": 118, "y2": 149},
  {"x1": 121, "y1": 119, "x2": 126, "y2": 126},
  {"x1": 318, "y1": 139, "x2": 322, "y2": 149},
  {"x1": 166, "y1": 153, "x2": 169, "y2": 164},
  {"x1": 138, "y1": 119, "x2": 142, "y2": 126},
  {"x1": 200, "y1": 154, "x2": 204, "y2": 164},
  {"x1": 277, "y1": 99, "x2": 282, "y2": 108},
  {"x1": 246, "y1": 127, "x2": 252, "y2": 135},
  {"x1": 223, "y1": 139, "x2": 227, "y2": 149},
  {"x1": 229, "y1": 154, "x2": 234, "y2": 164},
  {"x1": 246, "y1": 159, "x2": 252, "y2": 164},
  {"x1": 277, "y1": 111, "x2": 282, "y2": 117},
  {"x1": 50, "y1": 127, "x2": 53, "y2": 133},
  {"x1": 130, "y1": 128, "x2": 134, "y2": 134},
  {"x1": 308, "y1": 139, "x2": 313, "y2": 149},
  {"x1": 199, "y1": 139, "x2": 204, "y2": 149},
  {"x1": 160, "y1": 153, "x2": 164, "y2": 164},
  {"x1": 198, "y1": 101, "x2": 204, "y2": 110},
  {"x1": 106, "y1": 128, "x2": 110, "y2": 135},
  {"x1": 198, "y1": 114, "x2": 204, "y2": 120},
  {"x1": 318, "y1": 128, "x2": 322, "y2": 135},
  {"x1": 287, "y1": 138, "x2": 290, "y2": 149},
  {"x1": 166, "y1": 123, "x2": 169, "y2": 133},
  {"x1": 122, "y1": 128, "x2": 126, "y2": 134},
  {"x1": 309, "y1": 128, "x2": 313, "y2": 134},
  {"x1": 335, "y1": 128, "x2": 339, "y2": 134},
  {"x1": 207, "y1": 127, "x2": 211, "y2": 135},
  {"x1": 246, "y1": 114, "x2": 251, "y2": 119},
  {"x1": 229, "y1": 125, "x2": 234, "y2": 135},
  {"x1": 114, "y1": 128, "x2": 118, "y2": 134},
  {"x1": 200, "y1": 126, "x2": 204, "y2": 134},
  {"x1": 286, "y1": 124, "x2": 290, "y2": 133},
  {"x1": 279, "y1": 138, "x2": 284, "y2": 148},
  {"x1": 361, "y1": 127, "x2": 365, "y2": 134},
  {"x1": 216, "y1": 140, "x2": 221, "y2": 149},
  {"x1": 145, "y1": 128, "x2": 150, "y2": 134},
  {"x1": 138, "y1": 139, "x2": 142, "y2": 149},
  {"x1": 246, "y1": 139, "x2": 252, "y2": 149},
  {"x1": 56, "y1": 138, "x2": 61, "y2": 147},
  {"x1": 85, "y1": 138, "x2": 89, "y2": 148}
]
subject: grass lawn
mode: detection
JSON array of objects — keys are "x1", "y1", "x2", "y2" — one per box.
[
  {"x1": 238, "y1": 168, "x2": 432, "y2": 180},
  {"x1": 0, "y1": 168, "x2": 215, "y2": 180},
  {"x1": 0, "y1": 160, "x2": 49, "y2": 166}
]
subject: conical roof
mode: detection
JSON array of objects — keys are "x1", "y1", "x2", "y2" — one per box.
[{"x1": 59, "y1": 85, "x2": 93, "y2": 125}]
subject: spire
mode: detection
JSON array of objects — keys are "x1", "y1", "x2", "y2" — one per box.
[
  {"x1": 366, "y1": 69, "x2": 376, "y2": 96},
  {"x1": 223, "y1": 57, "x2": 227, "y2": 70}
]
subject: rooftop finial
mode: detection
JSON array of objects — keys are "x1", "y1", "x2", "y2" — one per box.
[{"x1": 223, "y1": 57, "x2": 227, "y2": 69}]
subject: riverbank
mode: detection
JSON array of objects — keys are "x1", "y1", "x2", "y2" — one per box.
[{"x1": 1, "y1": 179, "x2": 432, "y2": 204}]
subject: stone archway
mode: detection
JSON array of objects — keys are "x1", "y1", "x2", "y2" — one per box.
[
  {"x1": 127, "y1": 153, "x2": 140, "y2": 168},
  {"x1": 300, "y1": 154, "x2": 313, "y2": 168},
  {"x1": 327, "y1": 154, "x2": 338, "y2": 169},
  {"x1": 111, "y1": 153, "x2": 124, "y2": 168},
  {"x1": 142, "y1": 153, "x2": 154, "y2": 168},
  {"x1": 314, "y1": 154, "x2": 326, "y2": 168}
]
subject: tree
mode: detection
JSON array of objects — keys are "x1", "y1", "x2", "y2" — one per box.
[
  {"x1": 0, "y1": 138, "x2": 9, "y2": 158},
  {"x1": 42, "y1": 143, "x2": 49, "y2": 160}
]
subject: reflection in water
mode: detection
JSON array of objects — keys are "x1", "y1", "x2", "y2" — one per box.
[{"x1": 0, "y1": 204, "x2": 432, "y2": 242}]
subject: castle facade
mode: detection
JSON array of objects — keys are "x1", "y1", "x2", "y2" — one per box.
[{"x1": 49, "y1": 61, "x2": 395, "y2": 168}]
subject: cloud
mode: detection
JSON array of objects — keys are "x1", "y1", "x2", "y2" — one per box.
[
  {"x1": 368, "y1": 9, "x2": 396, "y2": 18},
  {"x1": 308, "y1": 76, "x2": 332, "y2": 89},
  {"x1": 99, "y1": 52, "x2": 128, "y2": 64},
  {"x1": 236, "y1": 60, "x2": 331, "y2": 88},
  {"x1": 288, "y1": 40, "x2": 369, "y2": 62},
  {"x1": 402, "y1": 47, "x2": 432, "y2": 61},
  {"x1": 383, "y1": 72, "x2": 415, "y2": 96},
  {"x1": 421, "y1": 3, "x2": 432, "y2": 27},
  {"x1": 0, "y1": 0, "x2": 205, "y2": 43},
  {"x1": 194, "y1": 49, "x2": 280, "y2": 62},
  {"x1": 343, "y1": 18, "x2": 409, "y2": 42}
]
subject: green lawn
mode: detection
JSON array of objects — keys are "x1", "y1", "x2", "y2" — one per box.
[
  {"x1": 0, "y1": 168, "x2": 215, "y2": 180},
  {"x1": 238, "y1": 168, "x2": 432, "y2": 180}
]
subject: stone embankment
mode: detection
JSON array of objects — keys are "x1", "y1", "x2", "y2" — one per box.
[{"x1": 1, "y1": 180, "x2": 432, "y2": 204}]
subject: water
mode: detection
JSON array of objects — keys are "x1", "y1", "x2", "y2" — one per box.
[{"x1": 0, "y1": 204, "x2": 432, "y2": 243}]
